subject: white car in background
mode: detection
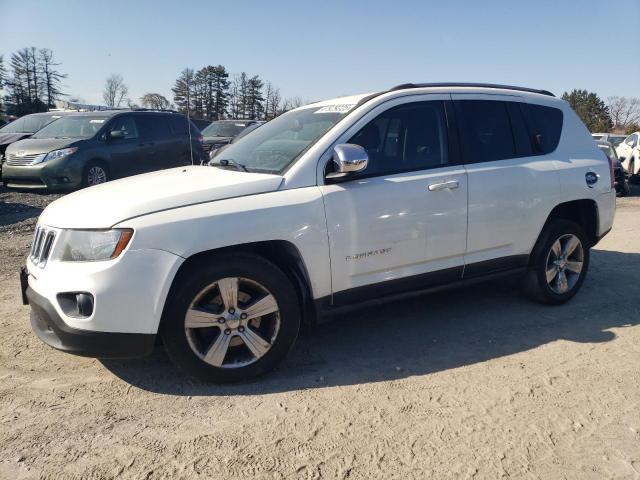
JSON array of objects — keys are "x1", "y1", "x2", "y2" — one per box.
[
  {"x1": 22, "y1": 83, "x2": 616, "y2": 383},
  {"x1": 591, "y1": 133, "x2": 626, "y2": 148},
  {"x1": 616, "y1": 132, "x2": 639, "y2": 181}
]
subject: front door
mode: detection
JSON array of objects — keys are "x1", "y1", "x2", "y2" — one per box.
[{"x1": 320, "y1": 97, "x2": 468, "y2": 305}]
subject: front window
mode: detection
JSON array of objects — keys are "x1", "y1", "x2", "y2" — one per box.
[
  {"x1": 213, "y1": 107, "x2": 346, "y2": 173},
  {"x1": 0, "y1": 114, "x2": 62, "y2": 134},
  {"x1": 202, "y1": 122, "x2": 247, "y2": 137},
  {"x1": 32, "y1": 116, "x2": 107, "y2": 139}
]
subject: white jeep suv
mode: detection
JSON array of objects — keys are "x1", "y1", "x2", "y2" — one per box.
[{"x1": 22, "y1": 83, "x2": 616, "y2": 383}]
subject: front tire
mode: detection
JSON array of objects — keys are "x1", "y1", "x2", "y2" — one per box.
[
  {"x1": 161, "y1": 254, "x2": 300, "y2": 383},
  {"x1": 523, "y1": 219, "x2": 590, "y2": 305}
]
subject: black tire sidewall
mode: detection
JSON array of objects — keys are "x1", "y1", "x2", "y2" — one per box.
[
  {"x1": 528, "y1": 219, "x2": 590, "y2": 304},
  {"x1": 160, "y1": 254, "x2": 300, "y2": 383}
]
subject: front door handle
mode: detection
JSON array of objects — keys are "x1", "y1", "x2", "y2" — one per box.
[{"x1": 428, "y1": 180, "x2": 459, "y2": 191}]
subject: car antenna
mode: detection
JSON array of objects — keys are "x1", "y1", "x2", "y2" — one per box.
[{"x1": 185, "y1": 75, "x2": 194, "y2": 166}]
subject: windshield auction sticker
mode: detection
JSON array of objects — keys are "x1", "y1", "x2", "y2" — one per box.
[{"x1": 314, "y1": 104, "x2": 356, "y2": 114}]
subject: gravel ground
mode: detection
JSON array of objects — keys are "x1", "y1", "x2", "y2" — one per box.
[{"x1": 0, "y1": 185, "x2": 639, "y2": 479}]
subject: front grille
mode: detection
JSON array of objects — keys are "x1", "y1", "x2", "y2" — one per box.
[
  {"x1": 30, "y1": 226, "x2": 56, "y2": 267},
  {"x1": 6, "y1": 152, "x2": 42, "y2": 166}
]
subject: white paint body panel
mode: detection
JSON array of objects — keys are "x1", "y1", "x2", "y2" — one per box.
[{"x1": 28, "y1": 86, "x2": 616, "y2": 335}]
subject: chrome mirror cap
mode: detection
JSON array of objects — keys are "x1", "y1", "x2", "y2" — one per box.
[{"x1": 326, "y1": 144, "x2": 369, "y2": 179}]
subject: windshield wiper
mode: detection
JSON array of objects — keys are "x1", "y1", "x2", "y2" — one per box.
[{"x1": 211, "y1": 158, "x2": 249, "y2": 172}]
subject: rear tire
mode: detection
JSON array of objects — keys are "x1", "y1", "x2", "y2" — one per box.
[
  {"x1": 523, "y1": 219, "x2": 590, "y2": 305},
  {"x1": 161, "y1": 253, "x2": 300, "y2": 383}
]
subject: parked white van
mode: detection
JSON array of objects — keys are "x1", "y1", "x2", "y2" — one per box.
[{"x1": 22, "y1": 83, "x2": 616, "y2": 382}]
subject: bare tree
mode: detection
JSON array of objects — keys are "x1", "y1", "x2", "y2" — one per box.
[
  {"x1": 607, "y1": 96, "x2": 640, "y2": 129},
  {"x1": 140, "y1": 92, "x2": 170, "y2": 110},
  {"x1": 264, "y1": 82, "x2": 281, "y2": 120},
  {"x1": 280, "y1": 96, "x2": 304, "y2": 114},
  {"x1": 38, "y1": 48, "x2": 66, "y2": 108},
  {"x1": 102, "y1": 74, "x2": 128, "y2": 107}
]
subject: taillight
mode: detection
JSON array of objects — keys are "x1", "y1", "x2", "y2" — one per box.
[
  {"x1": 197, "y1": 134, "x2": 203, "y2": 143},
  {"x1": 607, "y1": 156, "x2": 615, "y2": 189}
]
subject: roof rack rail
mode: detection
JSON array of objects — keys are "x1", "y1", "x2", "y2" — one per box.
[{"x1": 389, "y1": 82, "x2": 555, "y2": 97}]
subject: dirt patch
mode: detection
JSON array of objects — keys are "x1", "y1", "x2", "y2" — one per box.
[{"x1": 1, "y1": 185, "x2": 639, "y2": 479}]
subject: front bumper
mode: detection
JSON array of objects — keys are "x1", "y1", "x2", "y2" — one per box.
[
  {"x1": 27, "y1": 285, "x2": 155, "y2": 358},
  {"x1": 2, "y1": 162, "x2": 81, "y2": 190}
]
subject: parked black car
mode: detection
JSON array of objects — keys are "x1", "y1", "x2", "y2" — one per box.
[
  {"x1": 597, "y1": 140, "x2": 630, "y2": 197},
  {"x1": 207, "y1": 121, "x2": 264, "y2": 163},
  {"x1": 2, "y1": 110, "x2": 202, "y2": 190},
  {"x1": 200, "y1": 119, "x2": 263, "y2": 161},
  {"x1": 0, "y1": 111, "x2": 68, "y2": 164}
]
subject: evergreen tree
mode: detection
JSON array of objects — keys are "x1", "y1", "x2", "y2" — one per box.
[{"x1": 562, "y1": 89, "x2": 612, "y2": 132}]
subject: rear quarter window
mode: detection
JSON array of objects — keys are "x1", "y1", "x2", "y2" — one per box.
[{"x1": 522, "y1": 104, "x2": 563, "y2": 155}]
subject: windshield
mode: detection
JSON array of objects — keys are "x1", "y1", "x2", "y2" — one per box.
[
  {"x1": 0, "y1": 114, "x2": 62, "y2": 134},
  {"x1": 32, "y1": 116, "x2": 107, "y2": 139},
  {"x1": 214, "y1": 107, "x2": 346, "y2": 173},
  {"x1": 202, "y1": 122, "x2": 247, "y2": 137},
  {"x1": 608, "y1": 136, "x2": 625, "y2": 148}
]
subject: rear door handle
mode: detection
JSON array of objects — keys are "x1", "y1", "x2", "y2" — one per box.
[{"x1": 428, "y1": 180, "x2": 459, "y2": 191}]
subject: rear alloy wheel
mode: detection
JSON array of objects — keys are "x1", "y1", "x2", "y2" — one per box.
[
  {"x1": 544, "y1": 234, "x2": 584, "y2": 295},
  {"x1": 523, "y1": 219, "x2": 590, "y2": 304},
  {"x1": 161, "y1": 254, "x2": 300, "y2": 383}
]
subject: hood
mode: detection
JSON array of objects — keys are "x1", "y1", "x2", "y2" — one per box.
[
  {"x1": 5, "y1": 137, "x2": 79, "y2": 155},
  {"x1": 39, "y1": 166, "x2": 283, "y2": 229},
  {"x1": 0, "y1": 132, "x2": 31, "y2": 147}
]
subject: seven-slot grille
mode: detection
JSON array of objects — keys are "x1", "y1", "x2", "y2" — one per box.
[
  {"x1": 6, "y1": 152, "x2": 42, "y2": 166},
  {"x1": 30, "y1": 226, "x2": 56, "y2": 267}
]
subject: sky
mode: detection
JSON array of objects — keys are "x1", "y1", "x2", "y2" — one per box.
[{"x1": 1, "y1": 0, "x2": 639, "y2": 107}]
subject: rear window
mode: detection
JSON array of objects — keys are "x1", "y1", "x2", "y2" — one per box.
[
  {"x1": 168, "y1": 115, "x2": 198, "y2": 136},
  {"x1": 455, "y1": 100, "x2": 516, "y2": 163},
  {"x1": 522, "y1": 104, "x2": 563, "y2": 154},
  {"x1": 136, "y1": 115, "x2": 172, "y2": 139}
]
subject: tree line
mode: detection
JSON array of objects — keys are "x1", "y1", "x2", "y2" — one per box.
[
  {"x1": 1, "y1": 47, "x2": 640, "y2": 133},
  {"x1": 169, "y1": 65, "x2": 302, "y2": 121},
  {"x1": 0, "y1": 47, "x2": 66, "y2": 116}
]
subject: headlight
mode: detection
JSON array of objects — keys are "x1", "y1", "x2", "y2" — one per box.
[
  {"x1": 52, "y1": 229, "x2": 133, "y2": 262},
  {"x1": 35, "y1": 147, "x2": 78, "y2": 164}
]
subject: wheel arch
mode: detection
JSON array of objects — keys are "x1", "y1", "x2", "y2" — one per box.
[
  {"x1": 540, "y1": 199, "x2": 599, "y2": 247},
  {"x1": 161, "y1": 240, "x2": 317, "y2": 328}
]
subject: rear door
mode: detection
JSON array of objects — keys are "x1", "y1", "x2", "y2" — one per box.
[
  {"x1": 320, "y1": 96, "x2": 468, "y2": 303},
  {"x1": 452, "y1": 96, "x2": 561, "y2": 275},
  {"x1": 135, "y1": 114, "x2": 179, "y2": 172}
]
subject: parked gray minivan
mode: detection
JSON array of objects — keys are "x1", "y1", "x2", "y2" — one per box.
[{"x1": 2, "y1": 110, "x2": 202, "y2": 190}]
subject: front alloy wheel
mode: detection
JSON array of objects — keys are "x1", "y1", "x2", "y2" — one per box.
[
  {"x1": 86, "y1": 165, "x2": 108, "y2": 185},
  {"x1": 185, "y1": 277, "x2": 280, "y2": 368},
  {"x1": 161, "y1": 254, "x2": 300, "y2": 383}
]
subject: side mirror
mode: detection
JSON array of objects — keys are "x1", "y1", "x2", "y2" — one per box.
[
  {"x1": 108, "y1": 129, "x2": 125, "y2": 140},
  {"x1": 326, "y1": 144, "x2": 368, "y2": 180},
  {"x1": 619, "y1": 156, "x2": 626, "y2": 162}
]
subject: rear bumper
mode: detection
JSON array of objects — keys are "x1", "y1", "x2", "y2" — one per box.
[{"x1": 27, "y1": 286, "x2": 155, "y2": 358}]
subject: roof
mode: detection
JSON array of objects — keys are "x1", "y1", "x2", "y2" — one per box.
[{"x1": 304, "y1": 82, "x2": 558, "y2": 111}]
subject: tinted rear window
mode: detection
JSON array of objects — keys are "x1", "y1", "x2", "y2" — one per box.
[
  {"x1": 136, "y1": 115, "x2": 172, "y2": 139},
  {"x1": 523, "y1": 104, "x2": 563, "y2": 154},
  {"x1": 455, "y1": 100, "x2": 516, "y2": 163}
]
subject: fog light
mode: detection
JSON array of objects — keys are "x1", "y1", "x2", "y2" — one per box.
[
  {"x1": 57, "y1": 292, "x2": 94, "y2": 318},
  {"x1": 76, "y1": 293, "x2": 93, "y2": 317}
]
